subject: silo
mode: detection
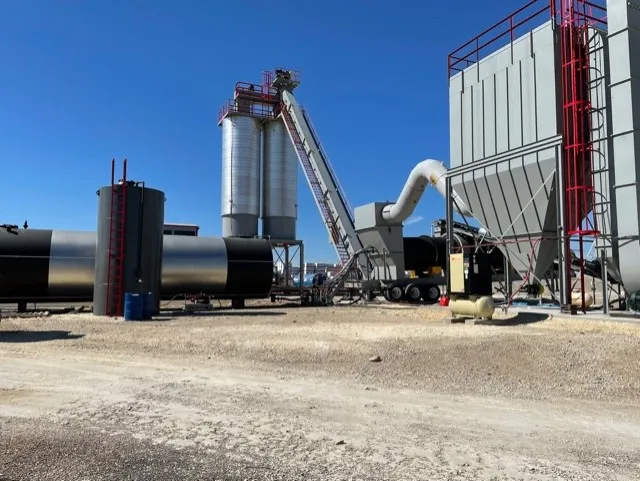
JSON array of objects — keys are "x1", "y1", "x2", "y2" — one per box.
[
  {"x1": 221, "y1": 115, "x2": 262, "y2": 238},
  {"x1": 262, "y1": 119, "x2": 298, "y2": 239},
  {"x1": 93, "y1": 183, "x2": 165, "y2": 316}
]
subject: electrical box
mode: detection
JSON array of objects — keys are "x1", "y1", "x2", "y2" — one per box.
[
  {"x1": 450, "y1": 253, "x2": 465, "y2": 293},
  {"x1": 449, "y1": 251, "x2": 493, "y2": 296}
]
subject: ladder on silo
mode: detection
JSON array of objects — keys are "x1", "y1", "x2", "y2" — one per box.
[
  {"x1": 279, "y1": 90, "x2": 362, "y2": 265},
  {"x1": 105, "y1": 159, "x2": 128, "y2": 317}
]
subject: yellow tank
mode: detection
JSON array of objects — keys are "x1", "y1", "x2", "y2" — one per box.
[
  {"x1": 571, "y1": 292, "x2": 594, "y2": 308},
  {"x1": 449, "y1": 296, "x2": 495, "y2": 320}
]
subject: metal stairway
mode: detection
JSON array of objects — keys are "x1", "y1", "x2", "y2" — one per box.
[
  {"x1": 105, "y1": 159, "x2": 128, "y2": 316},
  {"x1": 326, "y1": 246, "x2": 374, "y2": 301},
  {"x1": 280, "y1": 90, "x2": 362, "y2": 264}
]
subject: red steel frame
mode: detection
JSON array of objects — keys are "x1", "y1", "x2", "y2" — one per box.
[
  {"x1": 448, "y1": 0, "x2": 607, "y2": 312},
  {"x1": 105, "y1": 158, "x2": 128, "y2": 317}
]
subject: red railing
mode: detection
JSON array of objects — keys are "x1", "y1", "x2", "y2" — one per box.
[
  {"x1": 217, "y1": 99, "x2": 277, "y2": 123},
  {"x1": 447, "y1": 0, "x2": 606, "y2": 77},
  {"x1": 235, "y1": 81, "x2": 279, "y2": 103},
  {"x1": 448, "y1": 0, "x2": 556, "y2": 77},
  {"x1": 218, "y1": 69, "x2": 301, "y2": 123}
]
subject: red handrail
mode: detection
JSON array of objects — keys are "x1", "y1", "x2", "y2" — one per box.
[
  {"x1": 448, "y1": 0, "x2": 555, "y2": 76},
  {"x1": 448, "y1": 0, "x2": 606, "y2": 77}
]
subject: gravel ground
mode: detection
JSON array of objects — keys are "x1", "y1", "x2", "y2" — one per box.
[{"x1": 1, "y1": 302, "x2": 640, "y2": 480}]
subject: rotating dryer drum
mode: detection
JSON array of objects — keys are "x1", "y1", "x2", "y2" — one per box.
[
  {"x1": 221, "y1": 115, "x2": 261, "y2": 238},
  {"x1": 262, "y1": 119, "x2": 298, "y2": 240}
]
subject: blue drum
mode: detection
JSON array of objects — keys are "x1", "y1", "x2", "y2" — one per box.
[{"x1": 124, "y1": 293, "x2": 143, "y2": 321}]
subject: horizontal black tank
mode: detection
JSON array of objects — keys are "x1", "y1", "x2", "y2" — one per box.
[
  {"x1": 0, "y1": 229, "x2": 273, "y2": 303},
  {"x1": 403, "y1": 235, "x2": 505, "y2": 273},
  {"x1": 403, "y1": 236, "x2": 447, "y2": 272}
]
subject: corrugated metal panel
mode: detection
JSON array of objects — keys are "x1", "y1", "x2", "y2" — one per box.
[
  {"x1": 451, "y1": 146, "x2": 560, "y2": 278},
  {"x1": 608, "y1": 0, "x2": 640, "y2": 293},
  {"x1": 262, "y1": 119, "x2": 298, "y2": 239},
  {"x1": 448, "y1": 20, "x2": 563, "y2": 279},
  {"x1": 220, "y1": 115, "x2": 261, "y2": 237},
  {"x1": 450, "y1": 21, "x2": 560, "y2": 168}
]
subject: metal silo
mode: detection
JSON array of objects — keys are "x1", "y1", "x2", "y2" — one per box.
[
  {"x1": 262, "y1": 119, "x2": 298, "y2": 240},
  {"x1": 221, "y1": 115, "x2": 262, "y2": 238}
]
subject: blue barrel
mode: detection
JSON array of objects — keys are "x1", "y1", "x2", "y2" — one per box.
[
  {"x1": 142, "y1": 292, "x2": 154, "y2": 320},
  {"x1": 124, "y1": 293, "x2": 143, "y2": 321}
]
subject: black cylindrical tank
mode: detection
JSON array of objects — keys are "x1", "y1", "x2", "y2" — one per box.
[
  {"x1": 0, "y1": 228, "x2": 52, "y2": 299},
  {"x1": 93, "y1": 183, "x2": 165, "y2": 316},
  {"x1": 223, "y1": 237, "x2": 274, "y2": 296},
  {"x1": 403, "y1": 236, "x2": 448, "y2": 271},
  {"x1": 0, "y1": 229, "x2": 274, "y2": 303}
]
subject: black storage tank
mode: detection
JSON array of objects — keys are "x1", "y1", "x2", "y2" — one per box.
[{"x1": 93, "y1": 182, "x2": 165, "y2": 316}]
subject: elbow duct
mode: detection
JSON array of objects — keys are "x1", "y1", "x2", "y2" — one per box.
[
  {"x1": 0, "y1": 229, "x2": 274, "y2": 302},
  {"x1": 381, "y1": 159, "x2": 472, "y2": 223}
]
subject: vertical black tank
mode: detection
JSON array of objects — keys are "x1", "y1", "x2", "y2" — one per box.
[{"x1": 93, "y1": 183, "x2": 165, "y2": 316}]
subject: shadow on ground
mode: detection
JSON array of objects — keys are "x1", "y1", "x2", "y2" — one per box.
[
  {"x1": 152, "y1": 310, "x2": 287, "y2": 321},
  {"x1": 478, "y1": 312, "x2": 550, "y2": 326},
  {"x1": 0, "y1": 331, "x2": 84, "y2": 343}
]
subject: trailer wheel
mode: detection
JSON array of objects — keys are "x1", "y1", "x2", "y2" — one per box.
[
  {"x1": 388, "y1": 284, "x2": 404, "y2": 302},
  {"x1": 422, "y1": 285, "x2": 441, "y2": 304},
  {"x1": 405, "y1": 283, "x2": 422, "y2": 303},
  {"x1": 383, "y1": 288, "x2": 391, "y2": 302}
]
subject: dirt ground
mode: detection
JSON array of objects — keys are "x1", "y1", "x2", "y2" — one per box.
[{"x1": 1, "y1": 301, "x2": 639, "y2": 480}]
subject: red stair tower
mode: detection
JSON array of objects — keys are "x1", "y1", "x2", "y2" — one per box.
[{"x1": 559, "y1": 0, "x2": 606, "y2": 311}]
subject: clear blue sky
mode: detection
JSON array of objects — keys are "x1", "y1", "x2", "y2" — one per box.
[{"x1": 0, "y1": 0, "x2": 517, "y2": 262}]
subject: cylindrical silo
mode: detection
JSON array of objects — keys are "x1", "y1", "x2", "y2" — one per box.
[
  {"x1": 221, "y1": 115, "x2": 261, "y2": 238},
  {"x1": 262, "y1": 119, "x2": 298, "y2": 240},
  {"x1": 93, "y1": 183, "x2": 165, "y2": 316}
]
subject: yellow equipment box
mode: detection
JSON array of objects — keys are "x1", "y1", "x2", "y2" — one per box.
[{"x1": 449, "y1": 253, "x2": 465, "y2": 294}]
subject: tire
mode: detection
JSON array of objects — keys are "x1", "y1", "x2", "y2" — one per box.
[
  {"x1": 405, "y1": 283, "x2": 422, "y2": 303},
  {"x1": 383, "y1": 288, "x2": 391, "y2": 302},
  {"x1": 422, "y1": 285, "x2": 441, "y2": 304},
  {"x1": 388, "y1": 284, "x2": 404, "y2": 302}
]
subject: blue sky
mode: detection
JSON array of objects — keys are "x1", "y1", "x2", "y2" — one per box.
[{"x1": 0, "y1": 0, "x2": 519, "y2": 262}]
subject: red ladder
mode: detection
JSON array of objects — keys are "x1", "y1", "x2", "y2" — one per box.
[
  {"x1": 105, "y1": 159, "x2": 128, "y2": 316},
  {"x1": 280, "y1": 106, "x2": 350, "y2": 264}
]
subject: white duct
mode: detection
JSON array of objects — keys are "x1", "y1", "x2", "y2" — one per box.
[{"x1": 381, "y1": 159, "x2": 472, "y2": 223}]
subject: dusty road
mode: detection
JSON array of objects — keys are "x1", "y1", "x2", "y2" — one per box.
[{"x1": 1, "y1": 303, "x2": 639, "y2": 480}]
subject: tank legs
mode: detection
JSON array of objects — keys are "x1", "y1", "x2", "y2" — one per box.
[{"x1": 231, "y1": 298, "x2": 245, "y2": 309}]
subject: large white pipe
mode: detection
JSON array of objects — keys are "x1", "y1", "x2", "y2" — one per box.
[{"x1": 381, "y1": 159, "x2": 472, "y2": 223}]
